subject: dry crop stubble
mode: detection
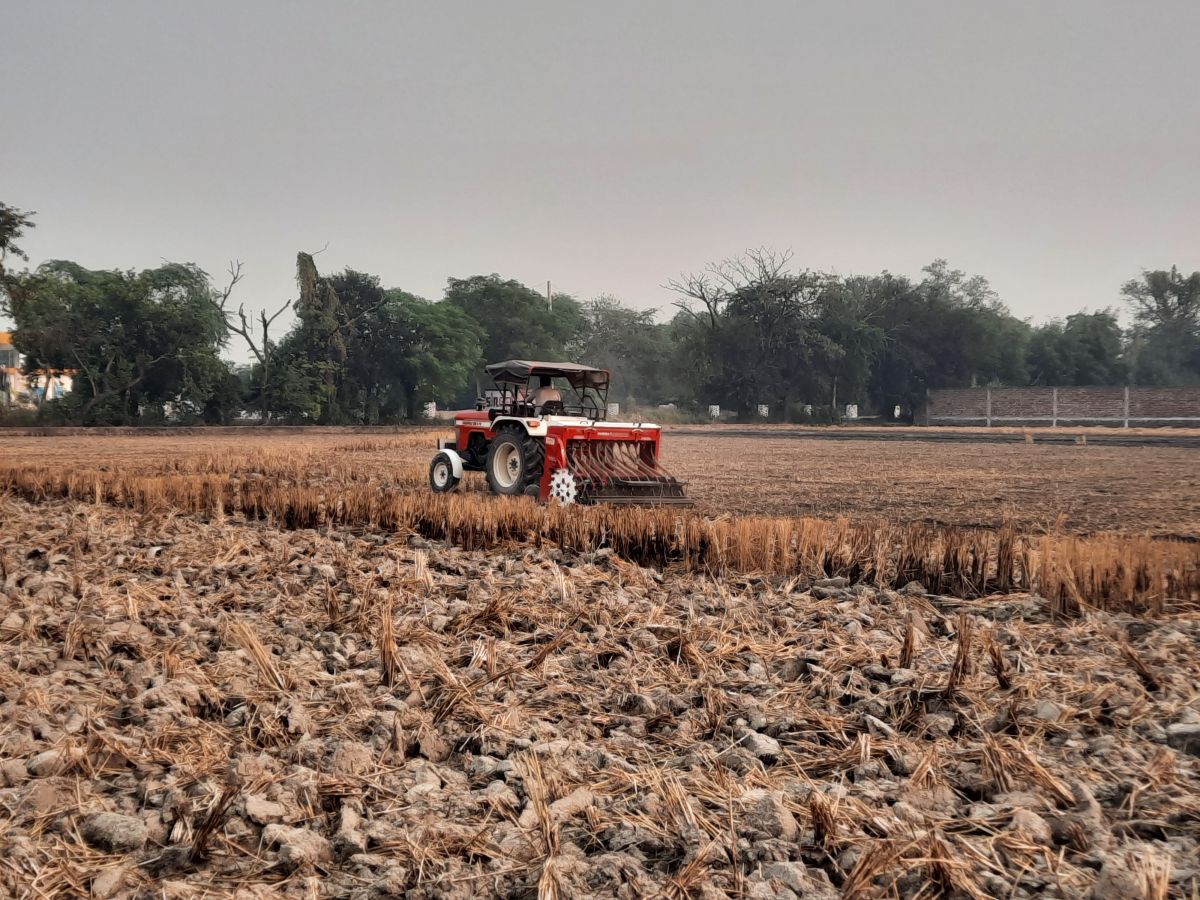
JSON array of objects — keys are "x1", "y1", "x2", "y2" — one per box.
[
  {"x1": 1, "y1": 430, "x2": 1198, "y2": 613},
  {"x1": 0, "y1": 492, "x2": 1197, "y2": 896},
  {"x1": 3, "y1": 428, "x2": 1199, "y2": 532}
]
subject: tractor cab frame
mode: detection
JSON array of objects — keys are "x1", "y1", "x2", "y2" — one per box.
[{"x1": 481, "y1": 360, "x2": 611, "y2": 421}]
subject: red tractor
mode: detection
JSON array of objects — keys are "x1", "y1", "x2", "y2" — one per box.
[{"x1": 429, "y1": 360, "x2": 690, "y2": 505}]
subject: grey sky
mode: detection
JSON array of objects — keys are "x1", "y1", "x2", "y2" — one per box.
[{"x1": 3, "y1": 1, "x2": 1198, "y2": 360}]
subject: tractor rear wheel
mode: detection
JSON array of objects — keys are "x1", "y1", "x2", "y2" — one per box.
[{"x1": 486, "y1": 429, "x2": 544, "y2": 496}]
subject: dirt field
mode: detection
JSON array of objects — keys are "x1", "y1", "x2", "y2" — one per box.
[
  {"x1": 0, "y1": 428, "x2": 1196, "y2": 537},
  {"x1": 662, "y1": 435, "x2": 1200, "y2": 537},
  {"x1": 1, "y1": 429, "x2": 1199, "y2": 898}
]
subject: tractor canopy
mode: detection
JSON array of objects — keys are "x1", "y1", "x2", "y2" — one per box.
[
  {"x1": 483, "y1": 360, "x2": 611, "y2": 419},
  {"x1": 484, "y1": 360, "x2": 610, "y2": 391}
]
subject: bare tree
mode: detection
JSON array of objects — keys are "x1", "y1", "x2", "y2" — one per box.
[
  {"x1": 667, "y1": 248, "x2": 832, "y2": 419},
  {"x1": 206, "y1": 261, "x2": 292, "y2": 423},
  {"x1": 1123, "y1": 266, "x2": 1200, "y2": 331},
  {"x1": 667, "y1": 248, "x2": 799, "y2": 330},
  {"x1": 667, "y1": 268, "x2": 727, "y2": 331}
]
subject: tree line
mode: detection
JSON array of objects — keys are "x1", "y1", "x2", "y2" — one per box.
[{"x1": 2, "y1": 202, "x2": 1198, "y2": 425}]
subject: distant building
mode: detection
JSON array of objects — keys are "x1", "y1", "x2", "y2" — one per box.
[{"x1": 0, "y1": 332, "x2": 74, "y2": 406}]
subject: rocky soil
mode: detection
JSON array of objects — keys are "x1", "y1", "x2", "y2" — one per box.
[{"x1": 1, "y1": 494, "x2": 1198, "y2": 898}]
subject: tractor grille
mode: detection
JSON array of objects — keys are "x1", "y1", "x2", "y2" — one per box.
[{"x1": 566, "y1": 439, "x2": 691, "y2": 506}]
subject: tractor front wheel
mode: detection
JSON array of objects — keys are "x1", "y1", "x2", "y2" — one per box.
[
  {"x1": 486, "y1": 430, "x2": 544, "y2": 496},
  {"x1": 429, "y1": 454, "x2": 461, "y2": 493}
]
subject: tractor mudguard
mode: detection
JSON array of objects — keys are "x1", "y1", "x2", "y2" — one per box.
[{"x1": 489, "y1": 415, "x2": 551, "y2": 437}]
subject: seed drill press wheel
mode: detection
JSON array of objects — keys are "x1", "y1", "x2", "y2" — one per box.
[{"x1": 548, "y1": 469, "x2": 578, "y2": 505}]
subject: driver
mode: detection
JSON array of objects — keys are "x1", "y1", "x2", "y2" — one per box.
[{"x1": 530, "y1": 375, "x2": 562, "y2": 413}]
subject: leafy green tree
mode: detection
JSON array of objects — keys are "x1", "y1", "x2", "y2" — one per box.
[
  {"x1": 1026, "y1": 311, "x2": 1125, "y2": 385},
  {"x1": 914, "y1": 260, "x2": 1028, "y2": 388},
  {"x1": 670, "y1": 249, "x2": 829, "y2": 418},
  {"x1": 0, "y1": 202, "x2": 35, "y2": 282},
  {"x1": 248, "y1": 346, "x2": 323, "y2": 422},
  {"x1": 863, "y1": 262, "x2": 1032, "y2": 418},
  {"x1": 573, "y1": 295, "x2": 682, "y2": 410},
  {"x1": 174, "y1": 352, "x2": 244, "y2": 424},
  {"x1": 4, "y1": 260, "x2": 229, "y2": 423},
  {"x1": 1124, "y1": 267, "x2": 1200, "y2": 332},
  {"x1": 857, "y1": 274, "x2": 919, "y2": 417},
  {"x1": 1025, "y1": 323, "x2": 1067, "y2": 385},
  {"x1": 292, "y1": 252, "x2": 357, "y2": 423},
  {"x1": 261, "y1": 267, "x2": 483, "y2": 423},
  {"x1": 380, "y1": 291, "x2": 483, "y2": 420},
  {"x1": 813, "y1": 278, "x2": 888, "y2": 414},
  {"x1": 671, "y1": 254, "x2": 1039, "y2": 421},
  {"x1": 724, "y1": 264, "x2": 828, "y2": 417},
  {"x1": 322, "y1": 267, "x2": 389, "y2": 422},
  {"x1": 444, "y1": 274, "x2": 583, "y2": 373},
  {"x1": 1123, "y1": 267, "x2": 1200, "y2": 385},
  {"x1": 319, "y1": 272, "x2": 482, "y2": 422}
]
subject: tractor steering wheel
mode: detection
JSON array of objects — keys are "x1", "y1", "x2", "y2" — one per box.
[{"x1": 582, "y1": 395, "x2": 603, "y2": 420}]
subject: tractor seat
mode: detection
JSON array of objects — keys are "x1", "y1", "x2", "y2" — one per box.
[
  {"x1": 539, "y1": 400, "x2": 565, "y2": 416},
  {"x1": 531, "y1": 387, "x2": 562, "y2": 415}
]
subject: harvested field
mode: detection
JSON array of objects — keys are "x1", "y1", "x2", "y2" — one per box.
[
  {"x1": 1, "y1": 444, "x2": 1198, "y2": 614},
  {"x1": 1, "y1": 430, "x2": 1200, "y2": 898},
  {"x1": 662, "y1": 434, "x2": 1200, "y2": 537},
  {"x1": 1, "y1": 431, "x2": 1198, "y2": 613},
  {"x1": 2, "y1": 495, "x2": 1200, "y2": 899},
  {"x1": 1, "y1": 428, "x2": 1197, "y2": 536}
]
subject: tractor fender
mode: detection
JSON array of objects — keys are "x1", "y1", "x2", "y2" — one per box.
[
  {"x1": 434, "y1": 448, "x2": 465, "y2": 480},
  {"x1": 490, "y1": 415, "x2": 550, "y2": 437}
]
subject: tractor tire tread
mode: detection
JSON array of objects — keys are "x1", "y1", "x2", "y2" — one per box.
[
  {"x1": 485, "y1": 425, "x2": 544, "y2": 496},
  {"x1": 522, "y1": 433, "x2": 545, "y2": 490}
]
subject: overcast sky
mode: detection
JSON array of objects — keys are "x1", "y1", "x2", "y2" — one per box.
[{"x1": 3, "y1": 1, "x2": 1198, "y2": 359}]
